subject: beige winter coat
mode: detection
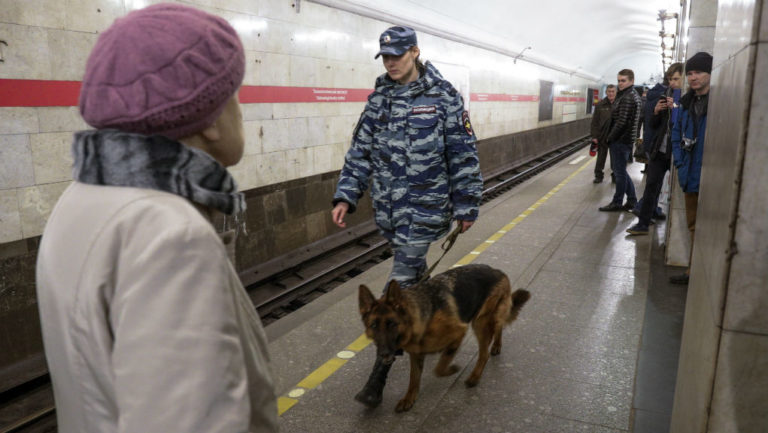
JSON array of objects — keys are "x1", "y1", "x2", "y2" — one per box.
[{"x1": 36, "y1": 182, "x2": 278, "y2": 433}]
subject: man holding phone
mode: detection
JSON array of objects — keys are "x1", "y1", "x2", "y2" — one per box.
[{"x1": 627, "y1": 62, "x2": 684, "y2": 235}]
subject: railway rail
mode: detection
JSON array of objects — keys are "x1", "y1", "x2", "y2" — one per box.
[{"x1": 0, "y1": 136, "x2": 588, "y2": 432}]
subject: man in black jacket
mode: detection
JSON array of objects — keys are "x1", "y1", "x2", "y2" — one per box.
[
  {"x1": 599, "y1": 69, "x2": 643, "y2": 212},
  {"x1": 589, "y1": 85, "x2": 616, "y2": 183},
  {"x1": 627, "y1": 62, "x2": 683, "y2": 235}
]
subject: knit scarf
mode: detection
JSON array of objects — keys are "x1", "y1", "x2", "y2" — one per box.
[{"x1": 72, "y1": 129, "x2": 245, "y2": 215}]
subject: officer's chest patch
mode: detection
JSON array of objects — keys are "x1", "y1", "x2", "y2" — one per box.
[{"x1": 412, "y1": 105, "x2": 437, "y2": 114}]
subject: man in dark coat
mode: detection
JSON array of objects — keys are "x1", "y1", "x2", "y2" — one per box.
[
  {"x1": 627, "y1": 62, "x2": 684, "y2": 236},
  {"x1": 599, "y1": 69, "x2": 643, "y2": 211},
  {"x1": 589, "y1": 85, "x2": 616, "y2": 183}
]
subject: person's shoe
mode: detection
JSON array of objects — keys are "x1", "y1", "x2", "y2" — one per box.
[
  {"x1": 354, "y1": 358, "x2": 393, "y2": 408},
  {"x1": 626, "y1": 223, "x2": 649, "y2": 235},
  {"x1": 593, "y1": 177, "x2": 603, "y2": 184},
  {"x1": 624, "y1": 201, "x2": 638, "y2": 211},
  {"x1": 599, "y1": 202, "x2": 625, "y2": 212},
  {"x1": 669, "y1": 273, "x2": 690, "y2": 285},
  {"x1": 654, "y1": 211, "x2": 667, "y2": 221}
]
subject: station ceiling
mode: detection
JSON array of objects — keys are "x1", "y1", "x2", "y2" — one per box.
[{"x1": 342, "y1": 0, "x2": 682, "y2": 85}]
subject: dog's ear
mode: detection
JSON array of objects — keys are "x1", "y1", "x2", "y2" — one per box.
[
  {"x1": 385, "y1": 280, "x2": 402, "y2": 304},
  {"x1": 359, "y1": 284, "x2": 376, "y2": 316}
]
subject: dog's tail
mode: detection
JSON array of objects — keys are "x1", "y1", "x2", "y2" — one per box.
[{"x1": 506, "y1": 289, "x2": 531, "y2": 323}]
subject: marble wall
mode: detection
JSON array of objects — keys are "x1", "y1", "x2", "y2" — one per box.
[
  {"x1": 670, "y1": 0, "x2": 768, "y2": 432},
  {"x1": 0, "y1": 0, "x2": 594, "y2": 246}
]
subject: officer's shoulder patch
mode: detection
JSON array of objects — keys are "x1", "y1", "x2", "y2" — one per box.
[{"x1": 462, "y1": 111, "x2": 474, "y2": 136}]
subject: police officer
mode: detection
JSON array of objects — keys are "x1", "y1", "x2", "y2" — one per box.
[{"x1": 331, "y1": 26, "x2": 483, "y2": 408}]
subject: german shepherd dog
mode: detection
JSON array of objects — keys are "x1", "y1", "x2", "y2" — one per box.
[{"x1": 358, "y1": 264, "x2": 530, "y2": 412}]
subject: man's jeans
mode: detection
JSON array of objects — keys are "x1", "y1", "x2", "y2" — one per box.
[
  {"x1": 609, "y1": 142, "x2": 637, "y2": 205},
  {"x1": 637, "y1": 155, "x2": 670, "y2": 225}
]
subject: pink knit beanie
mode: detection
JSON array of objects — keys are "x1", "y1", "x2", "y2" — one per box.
[{"x1": 79, "y1": 3, "x2": 245, "y2": 139}]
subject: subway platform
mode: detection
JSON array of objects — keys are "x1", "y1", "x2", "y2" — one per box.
[{"x1": 264, "y1": 149, "x2": 687, "y2": 433}]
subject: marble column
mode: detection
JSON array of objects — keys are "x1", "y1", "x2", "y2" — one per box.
[
  {"x1": 670, "y1": 0, "x2": 768, "y2": 432},
  {"x1": 666, "y1": 0, "x2": 719, "y2": 268}
]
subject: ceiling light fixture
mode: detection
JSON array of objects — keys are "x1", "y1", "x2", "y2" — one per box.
[{"x1": 513, "y1": 46, "x2": 532, "y2": 64}]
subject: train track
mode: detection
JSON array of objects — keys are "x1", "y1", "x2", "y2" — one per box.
[
  {"x1": 0, "y1": 376, "x2": 55, "y2": 433},
  {"x1": 0, "y1": 135, "x2": 588, "y2": 432}
]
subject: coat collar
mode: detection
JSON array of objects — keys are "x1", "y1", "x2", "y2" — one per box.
[
  {"x1": 374, "y1": 61, "x2": 443, "y2": 98},
  {"x1": 72, "y1": 129, "x2": 246, "y2": 215}
]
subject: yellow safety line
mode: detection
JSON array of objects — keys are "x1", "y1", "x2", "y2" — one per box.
[
  {"x1": 275, "y1": 158, "x2": 593, "y2": 417},
  {"x1": 277, "y1": 397, "x2": 298, "y2": 415},
  {"x1": 296, "y1": 357, "x2": 348, "y2": 389},
  {"x1": 346, "y1": 334, "x2": 373, "y2": 352}
]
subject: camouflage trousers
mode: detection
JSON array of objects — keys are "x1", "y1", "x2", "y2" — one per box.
[{"x1": 388, "y1": 243, "x2": 430, "y2": 288}]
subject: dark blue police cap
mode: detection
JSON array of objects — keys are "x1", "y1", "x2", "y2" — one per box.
[{"x1": 375, "y1": 26, "x2": 417, "y2": 59}]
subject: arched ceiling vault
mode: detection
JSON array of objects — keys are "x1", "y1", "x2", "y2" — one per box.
[{"x1": 316, "y1": 0, "x2": 682, "y2": 85}]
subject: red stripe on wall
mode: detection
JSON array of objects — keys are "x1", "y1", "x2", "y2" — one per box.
[
  {"x1": 0, "y1": 79, "x2": 374, "y2": 107},
  {"x1": 238, "y1": 86, "x2": 372, "y2": 103},
  {"x1": 553, "y1": 97, "x2": 587, "y2": 102},
  {"x1": 470, "y1": 93, "x2": 539, "y2": 102},
  {"x1": 0, "y1": 79, "x2": 570, "y2": 107},
  {"x1": 0, "y1": 80, "x2": 82, "y2": 107}
]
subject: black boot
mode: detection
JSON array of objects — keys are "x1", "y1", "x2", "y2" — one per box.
[{"x1": 354, "y1": 358, "x2": 392, "y2": 408}]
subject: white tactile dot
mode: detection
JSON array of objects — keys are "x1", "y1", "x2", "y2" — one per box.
[
  {"x1": 288, "y1": 388, "x2": 305, "y2": 398},
  {"x1": 337, "y1": 350, "x2": 355, "y2": 359}
]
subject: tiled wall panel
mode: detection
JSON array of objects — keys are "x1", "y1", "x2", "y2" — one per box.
[
  {"x1": 46, "y1": 29, "x2": 97, "y2": 80},
  {"x1": 713, "y1": 0, "x2": 759, "y2": 63},
  {"x1": 709, "y1": 331, "x2": 768, "y2": 432},
  {"x1": 0, "y1": 23, "x2": 51, "y2": 80},
  {"x1": 695, "y1": 45, "x2": 754, "y2": 329},
  {"x1": 17, "y1": 182, "x2": 70, "y2": 239},
  {"x1": 37, "y1": 107, "x2": 88, "y2": 133},
  {"x1": 0, "y1": 108, "x2": 38, "y2": 134},
  {"x1": 0, "y1": 135, "x2": 35, "y2": 189},
  {"x1": 670, "y1": 260, "x2": 722, "y2": 433},
  {"x1": 30, "y1": 132, "x2": 74, "y2": 185},
  {"x1": 0, "y1": 190, "x2": 22, "y2": 244},
  {"x1": 724, "y1": 41, "x2": 768, "y2": 335}
]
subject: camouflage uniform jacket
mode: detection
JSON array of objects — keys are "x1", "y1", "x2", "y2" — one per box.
[{"x1": 333, "y1": 62, "x2": 483, "y2": 246}]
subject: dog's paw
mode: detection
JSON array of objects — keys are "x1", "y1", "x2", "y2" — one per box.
[
  {"x1": 435, "y1": 364, "x2": 460, "y2": 377},
  {"x1": 490, "y1": 345, "x2": 501, "y2": 356},
  {"x1": 464, "y1": 376, "x2": 480, "y2": 388},
  {"x1": 395, "y1": 398, "x2": 415, "y2": 412}
]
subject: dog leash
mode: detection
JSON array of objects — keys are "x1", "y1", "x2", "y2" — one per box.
[{"x1": 418, "y1": 224, "x2": 463, "y2": 283}]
